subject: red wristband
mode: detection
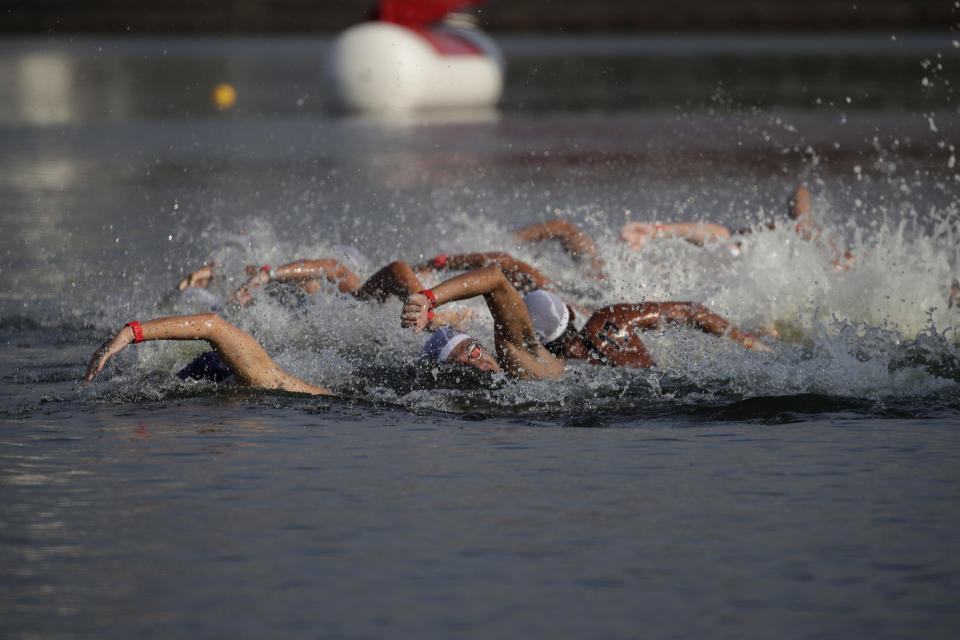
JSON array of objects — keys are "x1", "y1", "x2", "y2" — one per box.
[
  {"x1": 419, "y1": 289, "x2": 437, "y2": 323},
  {"x1": 259, "y1": 265, "x2": 270, "y2": 272},
  {"x1": 433, "y1": 253, "x2": 448, "y2": 269},
  {"x1": 420, "y1": 289, "x2": 437, "y2": 306},
  {"x1": 125, "y1": 321, "x2": 144, "y2": 343}
]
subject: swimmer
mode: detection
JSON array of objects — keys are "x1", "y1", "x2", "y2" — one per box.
[
  {"x1": 521, "y1": 289, "x2": 768, "y2": 367},
  {"x1": 402, "y1": 266, "x2": 766, "y2": 379},
  {"x1": 412, "y1": 249, "x2": 766, "y2": 357},
  {"x1": 403, "y1": 265, "x2": 565, "y2": 380},
  {"x1": 82, "y1": 314, "x2": 333, "y2": 396}
]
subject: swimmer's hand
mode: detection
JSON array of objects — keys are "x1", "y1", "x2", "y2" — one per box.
[
  {"x1": 731, "y1": 329, "x2": 771, "y2": 353},
  {"x1": 227, "y1": 270, "x2": 269, "y2": 307},
  {"x1": 401, "y1": 292, "x2": 432, "y2": 334},
  {"x1": 620, "y1": 222, "x2": 654, "y2": 250},
  {"x1": 82, "y1": 326, "x2": 136, "y2": 385},
  {"x1": 177, "y1": 264, "x2": 215, "y2": 291}
]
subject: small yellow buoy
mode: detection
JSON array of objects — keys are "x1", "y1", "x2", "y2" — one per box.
[{"x1": 211, "y1": 82, "x2": 237, "y2": 110}]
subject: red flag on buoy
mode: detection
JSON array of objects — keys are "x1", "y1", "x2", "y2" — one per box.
[{"x1": 377, "y1": 0, "x2": 485, "y2": 29}]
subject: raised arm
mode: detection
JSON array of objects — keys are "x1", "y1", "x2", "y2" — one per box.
[
  {"x1": 415, "y1": 252, "x2": 555, "y2": 295},
  {"x1": 83, "y1": 314, "x2": 332, "y2": 395},
  {"x1": 621, "y1": 222, "x2": 732, "y2": 250},
  {"x1": 512, "y1": 220, "x2": 605, "y2": 278},
  {"x1": 401, "y1": 266, "x2": 565, "y2": 380},
  {"x1": 789, "y1": 186, "x2": 857, "y2": 270}
]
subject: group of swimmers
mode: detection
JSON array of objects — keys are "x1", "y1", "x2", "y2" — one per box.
[{"x1": 84, "y1": 186, "x2": 858, "y2": 396}]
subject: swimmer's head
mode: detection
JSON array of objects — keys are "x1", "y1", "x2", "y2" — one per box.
[
  {"x1": 420, "y1": 328, "x2": 500, "y2": 372},
  {"x1": 524, "y1": 289, "x2": 593, "y2": 360},
  {"x1": 523, "y1": 290, "x2": 570, "y2": 344}
]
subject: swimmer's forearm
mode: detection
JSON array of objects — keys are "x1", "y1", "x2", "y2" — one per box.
[
  {"x1": 429, "y1": 265, "x2": 510, "y2": 307},
  {"x1": 274, "y1": 259, "x2": 361, "y2": 292},
  {"x1": 130, "y1": 314, "x2": 222, "y2": 341},
  {"x1": 416, "y1": 252, "x2": 511, "y2": 273},
  {"x1": 659, "y1": 303, "x2": 767, "y2": 351},
  {"x1": 512, "y1": 220, "x2": 597, "y2": 256},
  {"x1": 447, "y1": 253, "x2": 500, "y2": 270}
]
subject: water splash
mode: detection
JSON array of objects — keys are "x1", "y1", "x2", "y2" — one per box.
[{"x1": 73, "y1": 182, "x2": 960, "y2": 414}]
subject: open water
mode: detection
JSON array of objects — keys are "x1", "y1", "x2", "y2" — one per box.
[{"x1": 1, "y1": 33, "x2": 959, "y2": 638}]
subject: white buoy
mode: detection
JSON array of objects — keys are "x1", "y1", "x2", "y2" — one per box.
[{"x1": 327, "y1": 20, "x2": 504, "y2": 113}]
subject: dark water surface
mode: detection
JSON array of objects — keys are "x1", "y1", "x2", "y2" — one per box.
[{"x1": 2, "y1": 34, "x2": 960, "y2": 637}]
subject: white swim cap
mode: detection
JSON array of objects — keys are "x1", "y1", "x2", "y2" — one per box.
[
  {"x1": 523, "y1": 290, "x2": 569, "y2": 344},
  {"x1": 420, "y1": 328, "x2": 472, "y2": 362}
]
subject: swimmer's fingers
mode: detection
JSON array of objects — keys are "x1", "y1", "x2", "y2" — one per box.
[
  {"x1": 82, "y1": 331, "x2": 132, "y2": 385},
  {"x1": 400, "y1": 306, "x2": 429, "y2": 333},
  {"x1": 401, "y1": 294, "x2": 430, "y2": 333},
  {"x1": 82, "y1": 341, "x2": 112, "y2": 384}
]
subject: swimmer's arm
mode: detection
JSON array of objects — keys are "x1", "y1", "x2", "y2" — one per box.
[
  {"x1": 228, "y1": 259, "x2": 361, "y2": 305},
  {"x1": 418, "y1": 252, "x2": 555, "y2": 296},
  {"x1": 512, "y1": 220, "x2": 605, "y2": 278},
  {"x1": 597, "y1": 302, "x2": 768, "y2": 352},
  {"x1": 790, "y1": 186, "x2": 850, "y2": 265},
  {"x1": 621, "y1": 222, "x2": 732, "y2": 249},
  {"x1": 83, "y1": 314, "x2": 333, "y2": 395},
  {"x1": 272, "y1": 259, "x2": 362, "y2": 294},
  {"x1": 402, "y1": 266, "x2": 564, "y2": 378}
]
